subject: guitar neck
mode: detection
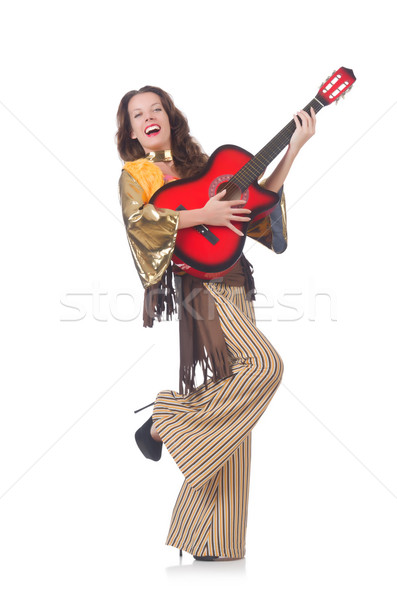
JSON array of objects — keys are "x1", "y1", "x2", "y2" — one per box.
[{"x1": 230, "y1": 94, "x2": 326, "y2": 191}]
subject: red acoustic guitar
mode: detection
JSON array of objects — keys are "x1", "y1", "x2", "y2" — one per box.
[{"x1": 151, "y1": 66, "x2": 356, "y2": 280}]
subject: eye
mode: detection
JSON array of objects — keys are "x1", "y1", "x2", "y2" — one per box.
[
  {"x1": 154, "y1": 107, "x2": 162, "y2": 112},
  {"x1": 133, "y1": 113, "x2": 142, "y2": 119}
]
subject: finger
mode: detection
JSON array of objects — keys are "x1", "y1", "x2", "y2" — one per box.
[
  {"x1": 230, "y1": 216, "x2": 251, "y2": 222},
  {"x1": 293, "y1": 113, "x2": 301, "y2": 128},
  {"x1": 211, "y1": 189, "x2": 227, "y2": 201},
  {"x1": 227, "y1": 223, "x2": 244, "y2": 236},
  {"x1": 307, "y1": 107, "x2": 316, "y2": 120},
  {"x1": 297, "y1": 110, "x2": 310, "y2": 127},
  {"x1": 304, "y1": 107, "x2": 316, "y2": 124},
  {"x1": 228, "y1": 198, "x2": 247, "y2": 204},
  {"x1": 302, "y1": 108, "x2": 315, "y2": 134},
  {"x1": 302, "y1": 111, "x2": 315, "y2": 134},
  {"x1": 231, "y1": 208, "x2": 251, "y2": 214},
  {"x1": 310, "y1": 106, "x2": 317, "y2": 130}
]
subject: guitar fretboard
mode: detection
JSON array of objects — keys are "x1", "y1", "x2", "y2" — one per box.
[{"x1": 229, "y1": 95, "x2": 325, "y2": 192}]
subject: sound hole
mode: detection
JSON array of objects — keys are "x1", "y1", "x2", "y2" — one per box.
[
  {"x1": 209, "y1": 176, "x2": 249, "y2": 204},
  {"x1": 218, "y1": 181, "x2": 243, "y2": 202}
]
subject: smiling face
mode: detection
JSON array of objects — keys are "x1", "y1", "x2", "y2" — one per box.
[{"x1": 128, "y1": 92, "x2": 172, "y2": 154}]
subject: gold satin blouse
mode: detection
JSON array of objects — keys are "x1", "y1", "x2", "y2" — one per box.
[
  {"x1": 119, "y1": 169, "x2": 179, "y2": 289},
  {"x1": 118, "y1": 165, "x2": 287, "y2": 289}
]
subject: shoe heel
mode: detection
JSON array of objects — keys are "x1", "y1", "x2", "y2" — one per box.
[{"x1": 134, "y1": 401, "x2": 155, "y2": 414}]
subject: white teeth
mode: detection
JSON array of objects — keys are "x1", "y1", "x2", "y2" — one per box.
[{"x1": 145, "y1": 125, "x2": 160, "y2": 134}]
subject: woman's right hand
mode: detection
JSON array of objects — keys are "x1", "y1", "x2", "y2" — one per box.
[{"x1": 201, "y1": 189, "x2": 251, "y2": 237}]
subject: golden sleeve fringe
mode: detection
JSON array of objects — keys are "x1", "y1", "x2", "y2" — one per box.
[{"x1": 142, "y1": 264, "x2": 177, "y2": 328}]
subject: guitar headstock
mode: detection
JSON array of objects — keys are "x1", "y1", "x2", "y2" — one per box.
[{"x1": 316, "y1": 67, "x2": 356, "y2": 105}]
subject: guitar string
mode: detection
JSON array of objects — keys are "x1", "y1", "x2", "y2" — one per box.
[{"x1": 236, "y1": 126, "x2": 306, "y2": 183}]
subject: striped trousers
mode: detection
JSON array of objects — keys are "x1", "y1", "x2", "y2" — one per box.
[{"x1": 152, "y1": 281, "x2": 283, "y2": 559}]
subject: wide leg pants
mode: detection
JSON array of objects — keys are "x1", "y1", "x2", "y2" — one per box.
[{"x1": 152, "y1": 282, "x2": 284, "y2": 559}]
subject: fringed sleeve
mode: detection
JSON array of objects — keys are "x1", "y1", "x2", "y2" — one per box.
[
  {"x1": 246, "y1": 178, "x2": 288, "y2": 253},
  {"x1": 119, "y1": 169, "x2": 180, "y2": 289}
]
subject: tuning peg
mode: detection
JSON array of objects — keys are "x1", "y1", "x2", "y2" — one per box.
[{"x1": 319, "y1": 74, "x2": 331, "y2": 89}]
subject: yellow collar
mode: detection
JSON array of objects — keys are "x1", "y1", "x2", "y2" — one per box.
[{"x1": 144, "y1": 150, "x2": 173, "y2": 163}]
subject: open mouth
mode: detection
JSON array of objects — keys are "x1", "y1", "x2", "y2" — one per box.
[{"x1": 145, "y1": 124, "x2": 161, "y2": 137}]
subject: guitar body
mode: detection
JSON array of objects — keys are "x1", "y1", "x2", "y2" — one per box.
[{"x1": 150, "y1": 144, "x2": 279, "y2": 280}]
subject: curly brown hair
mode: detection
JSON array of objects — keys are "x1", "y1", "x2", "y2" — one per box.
[{"x1": 115, "y1": 85, "x2": 208, "y2": 179}]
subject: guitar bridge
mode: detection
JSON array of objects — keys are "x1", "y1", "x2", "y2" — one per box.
[{"x1": 177, "y1": 205, "x2": 219, "y2": 245}]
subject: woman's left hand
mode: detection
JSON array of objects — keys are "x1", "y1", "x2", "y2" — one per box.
[{"x1": 289, "y1": 106, "x2": 316, "y2": 155}]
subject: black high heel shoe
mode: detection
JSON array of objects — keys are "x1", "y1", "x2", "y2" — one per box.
[{"x1": 135, "y1": 416, "x2": 163, "y2": 461}]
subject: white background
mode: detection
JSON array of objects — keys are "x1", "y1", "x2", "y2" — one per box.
[{"x1": 1, "y1": 0, "x2": 396, "y2": 598}]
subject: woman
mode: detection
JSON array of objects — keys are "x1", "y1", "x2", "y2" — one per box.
[{"x1": 116, "y1": 85, "x2": 316, "y2": 560}]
